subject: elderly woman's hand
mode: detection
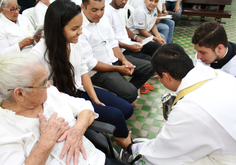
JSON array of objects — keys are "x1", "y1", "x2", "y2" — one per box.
[
  {"x1": 57, "y1": 125, "x2": 86, "y2": 165},
  {"x1": 19, "y1": 37, "x2": 35, "y2": 50},
  {"x1": 39, "y1": 112, "x2": 70, "y2": 148}
]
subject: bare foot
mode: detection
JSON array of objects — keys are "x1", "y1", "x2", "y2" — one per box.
[
  {"x1": 131, "y1": 102, "x2": 137, "y2": 108},
  {"x1": 113, "y1": 131, "x2": 132, "y2": 150}
]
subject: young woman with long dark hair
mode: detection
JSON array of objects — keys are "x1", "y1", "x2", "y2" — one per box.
[{"x1": 30, "y1": 0, "x2": 133, "y2": 150}]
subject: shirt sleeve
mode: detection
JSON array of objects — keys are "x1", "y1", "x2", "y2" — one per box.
[
  {"x1": 104, "y1": 8, "x2": 113, "y2": 26},
  {"x1": 108, "y1": 29, "x2": 119, "y2": 49},
  {"x1": 102, "y1": 16, "x2": 119, "y2": 49},
  {"x1": 61, "y1": 92, "x2": 96, "y2": 117},
  {"x1": 0, "y1": 143, "x2": 26, "y2": 165},
  {"x1": 79, "y1": 30, "x2": 98, "y2": 71},
  {"x1": 48, "y1": 86, "x2": 98, "y2": 118},
  {"x1": 0, "y1": 27, "x2": 21, "y2": 56},
  {"x1": 0, "y1": 116, "x2": 27, "y2": 165},
  {"x1": 77, "y1": 42, "x2": 89, "y2": 76},
  {"x1": 131, "y1": 10, "x2": 146, "y2": 30},
  {"x1": 80, "y1": 57, "x2": 89, "y2": 76}
]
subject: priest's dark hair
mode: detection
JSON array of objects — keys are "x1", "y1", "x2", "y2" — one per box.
[{"x1": 151, "y1": 43, "x2": 194, "y2": 80}]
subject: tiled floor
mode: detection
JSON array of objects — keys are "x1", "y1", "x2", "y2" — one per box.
[{"x1": 114, "y1": 0, "x2": 236, "y2": 151}]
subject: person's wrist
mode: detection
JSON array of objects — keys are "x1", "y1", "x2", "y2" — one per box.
[
  {"x1": 113, "y1": 65, "x2": 119, "y2": 72},
  {"x1": 163, "y1": 10, "x2": 168, "y2": 13},
  {"x1": 18, "y1": 42, "x2": 24, "y2": 50},
  {"x1": 126, "y1": 142, "x2": 133, "y2": 155},
  {"x1": 133, "y1": 35, "x2": 137, "y2": 40}
]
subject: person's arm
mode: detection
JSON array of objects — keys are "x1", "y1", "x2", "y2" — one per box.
[
  {"x1": 0, "y1": 28, "x2": 34, "y2": 56},
  {"x1": 92, "y1": 48, "x2": 134, "y2": 75},
  {"x1": 138, "y1": 27, "x2": 166, "y2": 45},
  {"x1": 173, "y1": 0, "x2": 182, "y2": 13},
  {"x1": 58, "y1": 110, "x2": 94, "y2": 165},
  {"x1": 81, "y1": 73, "x2": 105, "y2": 106},
  {"x1": 157, "y1": 6, "x2": 161, "y2": 14},
  {"x1": 119, "y1": 41, "x2": 142, "y2": 53},
  {"x1": 113, "y1": 46, "x2": 135, "y2": 75},
  {"x1": 126, "y1": 27, "x2": 143, "y2": 43},
  {"x1": 25, "y1": 113, "x2": 70, "y2": 165},
  {"x1": 162, "y1": 3, "x2": 168, "y2": 14},
  {"x1": 119, "y1": 28, "x2": 143, "y2": 53},
  {"x1": 151, "y1": 24, "x2": 166, "y2": 45},
  {"x1": 79, "y1": 31, "x2": 124, "y2": 74},
  {"x1": 156, "y1": 17, "x2": 162, "y2": 24},
  {"x1": 18, "y1": 38, "x2": 35, "y2": 50}
]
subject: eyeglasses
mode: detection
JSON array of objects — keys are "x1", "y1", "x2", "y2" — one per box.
[
  {"x1": 3, "y1": 5, "x2": 21, "y2": 12},
  {"x1": 7, "y1": 79, "x2": 50, "y2": 91}
]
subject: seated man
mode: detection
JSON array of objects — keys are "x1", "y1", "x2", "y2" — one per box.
[
  {"x1": 105, "y1": 0, "x2": 161, "y2": 61},
  {"x1": 192, "y1": 21, "x2": 236, "y2": 77},
  {"x1": 122, "y1": 43, "x2": 236, "y2": 164},
  {"x1": 80, "y1": 0, "x2": 155, "y2": 103},
  {"x1": 0, "y1": 52, "x2": 128, "y2": 165}
]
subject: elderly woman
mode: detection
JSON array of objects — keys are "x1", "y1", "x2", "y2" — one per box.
[
  {"x1": 0, "y1": 52, "x2": 131, "y2": 165},
  {"x1": 0, "y1": 0, "x2": 41, "y2": 56}
]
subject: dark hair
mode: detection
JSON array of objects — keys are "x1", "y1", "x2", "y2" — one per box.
[
  {"x1": 192, "y1": 21, "x2": 228, "y2": 51},
  {"x1": 151, "y1": 43, "x2": 194, "y2": 80},
  {"x1": 44, "y1": 0, "x2": 81, "y2": 96},
  {"x1": 82, "y1": 0, "x2": 103, "y2": 8}
]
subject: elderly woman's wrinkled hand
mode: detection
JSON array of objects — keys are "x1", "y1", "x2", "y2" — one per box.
[
  {"x1": 57, "y1": 126, "x2": 86, "y2": 165},
  {"x1": 39, "y1": 112, "x2": 70, "y2": 148}
]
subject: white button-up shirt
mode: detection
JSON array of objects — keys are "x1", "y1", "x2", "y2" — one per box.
[
  {"x1": 30, "y1": 39, "x2": 88, "y2": 92},
  {"x1": 79, "y1": 12, "x2": 119, "y2": 76}
]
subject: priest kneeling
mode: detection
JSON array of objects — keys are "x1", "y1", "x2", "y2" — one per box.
[{"x1": 123, "y1": 43, "x2": 236, "y2": 165}]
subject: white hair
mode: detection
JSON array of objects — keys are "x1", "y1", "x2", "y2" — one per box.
[
  {"x1": 0, "y1": 52, "x2": 42, "y2": 104},
  {"x1": 0, "y1": 0, "x2": 17, "y2": 8}
]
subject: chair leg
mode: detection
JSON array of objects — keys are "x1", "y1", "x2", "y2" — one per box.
[{"x1": 102, "y1": 132, "x2": 116, "y2": 158}]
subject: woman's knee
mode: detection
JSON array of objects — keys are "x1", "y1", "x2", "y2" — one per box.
[{"x1": 122, "y1": 102, "x2": 134, "y2": 119}]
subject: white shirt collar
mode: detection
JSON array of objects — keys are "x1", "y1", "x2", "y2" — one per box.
[
  {"x1": 82, "y1": 11, "x2": 97, "y2": 27},
  {"x1": 176, "y1": 62, "x2": 217, "y2": 94}
]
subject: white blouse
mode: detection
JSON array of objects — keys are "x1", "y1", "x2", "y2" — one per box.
[
  {"x1": 30, "y1": 39, "x2": 88, "y2": 92},
  {"x1": 0, "y1": 86, "x2": 104, "y2": 165}
]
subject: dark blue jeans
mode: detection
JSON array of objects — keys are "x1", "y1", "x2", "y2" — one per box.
[
  {"x1": 165, "y1": 1, "x2": 183, "y2": 23},
  {"x1": 76, "y1": 87, "x2": 133, "y2": 138}
]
